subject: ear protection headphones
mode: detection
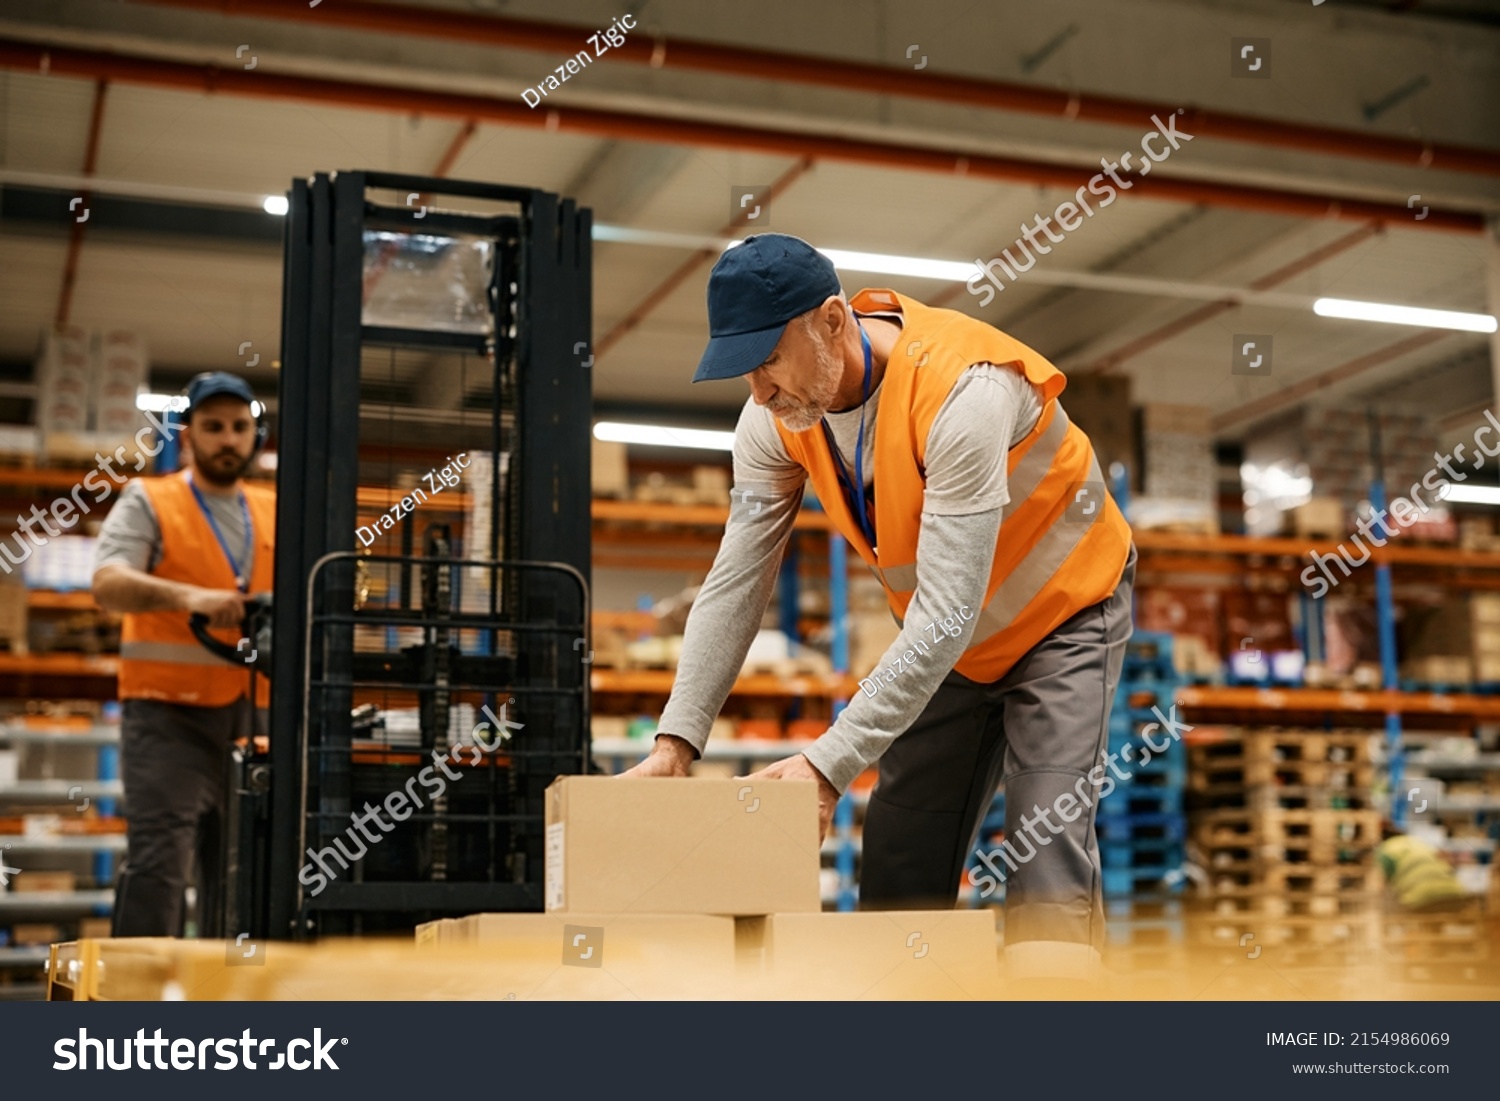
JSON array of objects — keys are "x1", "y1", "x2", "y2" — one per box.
[{"x1": 182, "y1": 371, "x2": 269, "y2": 454}]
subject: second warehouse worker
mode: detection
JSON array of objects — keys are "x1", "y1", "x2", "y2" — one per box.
[
  {"x1": 93, "y1": 372, "x2": 274, "y2": 938},
  {"x1": 623, "y1": 234, "x2": 1135, "y2": 980}
]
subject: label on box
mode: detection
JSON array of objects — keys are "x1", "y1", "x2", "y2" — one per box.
[
  {"x1": 23, "y1": 814, "x2": 63, "y2": 840},
  {"x1": 545, "y1": 822, "x2": 565, "y2": 911}
]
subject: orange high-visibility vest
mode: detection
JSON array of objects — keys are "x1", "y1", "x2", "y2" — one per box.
[
  {"x1": 775, "y1": 288, "x2": 1132, "y2": 683},
  {"x1": 118, "y1": 471, "x2": 275, "y2": 707}
]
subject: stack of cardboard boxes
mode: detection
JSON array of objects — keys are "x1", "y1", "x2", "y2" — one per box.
[
  {"x1": 419, "y1": 776, "x2": 1001, "y2": 999},
  {"x1": 1132, "y1": 404, "x2": 1217, "y2": 534},
  {"x1": 1401, "y1": 593, "x2": 1500, "y2": 686}
]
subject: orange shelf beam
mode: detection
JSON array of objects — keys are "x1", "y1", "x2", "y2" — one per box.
[
  {"x1": 1177, "y1": 684, "x2": 1500, "y2": 720},
  {"x1": 592, "y1": 667, "x2": 857, "y2": 698}
]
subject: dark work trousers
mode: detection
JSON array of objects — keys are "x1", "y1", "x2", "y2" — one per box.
[
  {"x1": 112, "y1": 696, "x2": 253, "y2": 938},
  {"x1": 860, "y1": 546, "x2": 1136, "y2": 959}
]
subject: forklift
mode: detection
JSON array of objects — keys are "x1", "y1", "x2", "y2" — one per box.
[{"x1": 207, "y1": 173, "x2": 594, "y2": 941}]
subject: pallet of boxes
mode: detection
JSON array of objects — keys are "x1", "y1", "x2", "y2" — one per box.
[
  {"x1": 419, "y1": 777, "x2": 1001, "y2": 999},
  {"x1": 53, "y1": 778, "x2": 999, "y2": 1001},
  {"x1": 1187, "y1": 728, "x2": 1383, "y2": 969}
]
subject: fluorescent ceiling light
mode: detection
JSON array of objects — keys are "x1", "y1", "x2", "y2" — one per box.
[
  {"x1": 1313, "y1": 297, "x2": 1497, "y2": 334},
  {"x1": 136, "y1": 393, "x2": 189, "y2": 413},
  {"x1": 815, "y1": 248, "x2": 976, "y2": 282},
  {"x1": 594, "y1": 421, "x2": 734, "y2": 452},
  {"x1": 262, "y1": 195, "x2": 289, "y2": 216},
  {"x1": 1442, "y1": 484, "x2": 1500, "y2": 506}
]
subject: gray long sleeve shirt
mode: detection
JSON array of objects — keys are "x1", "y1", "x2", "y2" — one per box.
[{"x1": 658, "y1": 318, "x2": 1043, "y2": 792}]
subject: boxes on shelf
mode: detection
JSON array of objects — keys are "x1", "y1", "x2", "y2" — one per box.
[
  {"x1": 11, "y1": 871, "x2": 78, "y2": 893},
  {"x1": 1402, "y1": 655, "x2": 1472, "y2": 686},
  {"x1": 10, "y1": 923, "x2": 62, "y2": 946},
  {"x1": 21, "y1": 535, "x2": 99, "y2": 592},
  {"x1": 740, "y1": 910, "x2": 1000, "y2": 999},
  {"x1": 544, "y1": 776, "x2": 821, "y2": 915},
  {"x1": 1458, "y1": 515, "x2": 1500, "y2": 553},
  {"x1": 735, "y1": 719, "x2": 782, "y2": 740},
  {"x1": 1292, "y1": 498, "x2": 1345, "y2": 540},
  {"x1": 92, "y1": 330, "x2": 147, "y2": 437},
  {"x1": 690, "y1": 465, "x2": 730, "y2": 505},
  {"x1": 1136, "y1": 587, "x2": 1220, "y2": 659},
  {"x1": 631, "y1": 472, "x2": 700, "y2": 506},
  {"x1": 1138, "y1": 403, "x2": 1213, "y2": 504},
  {"x1": 1402, "y1": 594, "x2": 1500, "y2": 684},
  {"x1": 0, "y1": 570, "x2": 28, "y2": 655},
  {"x1": 1402, "y1": 506, "x2": 1457, "y2": 545},
  {"x1": 590, "y1": 714, "x2": 629, "y2": 741},
  {"x1": 850, "y1": 609, "x2": 901, "y2": 675},
  {"x1": 1221, "y1": 590, "x2": 1295, "y2": 656},
  {"x1": 0, "y1": 426, "x2": 40, "y2": 464},
  {"x1": 1063, "y1": 375, "x2": 1135, "y2": 490},
  {"x1": 36, "y1": 327, "x2": 91, "y2": 445},
  {"x1": 590, "y1": 438, "x2": 629, "y2": 499},
  {"x1": 1127, "y1": 497, "x2": 1218, "y2": 535}
]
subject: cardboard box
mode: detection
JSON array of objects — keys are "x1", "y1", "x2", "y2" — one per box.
[
  {"x1": 1292, "y1": 498, "x2": 1345, "y2": 539},
  {"x1": 851, "y1": 608, "x2": 902, "y2": 675},
  {"x1": 12, "y1": 922, "x2": 62, "y2": 946},
  {"x1": 744, "y1": 910, "x2": 1000, "y2": 999},
  {"x1": 1062, "y1": 375, "x2": 1135, "y2": 491},
  {"x1": 415, "y1": 911, "x2": 738, "y2": 999},
  {"x1": 12, "y1": 871, "x2": 77, "y2": 893},
  {"x1": 691, "y1": 464, "x2": 730, "y2": 505},
  {"x1": 544, "y1": 776, "x2": 820, "y2": 915},
  {"x1": 590, "y1": 438, "x2": 629, "y2": 498}
]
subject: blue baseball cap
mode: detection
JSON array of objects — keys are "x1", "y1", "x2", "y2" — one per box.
[
  {"x1": 186, "y1": 371, "x2": 255, "y2": 413},
  {"x1": 693, "y1": 234, "x2": 843, "y2": 382}
]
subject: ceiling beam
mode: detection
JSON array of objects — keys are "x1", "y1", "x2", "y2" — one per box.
[
  {"x1": 54, "y1": 78, "x2": 108, "y2": 329},
  {"x1": 0, "y1": 39, "x2": 1484, "y2": 235},
  {"x1": 128, "y1": 0, "x2": 1500, "y2": 176}
]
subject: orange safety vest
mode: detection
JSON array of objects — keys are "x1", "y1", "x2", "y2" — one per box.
[
  {"x1": 775, "y1": 288, "x2": 1132, "y2": 683},
  {"x1": 118, "y1": 471, "x2": 276, "y2": 707}
]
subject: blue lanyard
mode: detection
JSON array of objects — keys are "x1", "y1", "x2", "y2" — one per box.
[
  {"x1": 819, "y1": 321, "x2": 876, "y2": 550},
  {"x1": 188, "y1": 475, "x2": 253, "y2": 592}
]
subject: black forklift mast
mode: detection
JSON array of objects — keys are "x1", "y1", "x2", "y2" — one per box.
[{"x1": 246, "y1": 171, "x2": 592, "y2": 940}]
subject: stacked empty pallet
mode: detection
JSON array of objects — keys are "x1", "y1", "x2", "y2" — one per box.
[
  {"x1": 1188, "y1": 728, "x2": 1381, "y2": 965},
  {"x1": 1381, "y1": 898, "x2": 1491, "y2": 985},
  {"x1": 1101, "y1": 633, "x2": 1188, "y2": 965}
]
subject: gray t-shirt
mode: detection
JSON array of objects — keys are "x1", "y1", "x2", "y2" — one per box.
[
  {"x1": 658, "y1": 309, "x2": 1045, "y2": 791},
  {"x1": 94, "y1": 473, "x2": 256, "y2": 582}
]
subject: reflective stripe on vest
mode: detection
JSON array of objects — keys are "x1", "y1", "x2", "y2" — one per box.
[
  {"x1": 120, "y1": 641, "x2": 244, "y2": 666},
  {"x1": 870, "y1": 407, "x2": 1072, "y2": 598}
]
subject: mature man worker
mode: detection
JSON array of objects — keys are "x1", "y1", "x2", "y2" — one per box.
[
  {"x1": 93, "y1": 372, "x2": 275, "y2": 937},
  {"x1": 623, "y1": 234, "x2": 1135, "y2": 978}
]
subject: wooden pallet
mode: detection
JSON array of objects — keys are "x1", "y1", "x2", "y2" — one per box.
[{"x1": 1263, "y1": 864, "x2": 1382, "y2": 896}]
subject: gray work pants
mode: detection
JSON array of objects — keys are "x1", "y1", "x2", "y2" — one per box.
[
  {"x1": 112, "y1": 697, "x2": 252, "y2": 938},
  {"x1": 860, "y1": 546, "x2": 1135, "y2": 954}
]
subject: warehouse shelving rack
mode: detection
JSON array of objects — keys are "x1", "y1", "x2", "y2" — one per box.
[
  {"x1": 0, "y1": 720, "x2": 120, "y2": 997},
  {"x1": 1133, "y1": 524, "x2": 1500, "y2": 910}
]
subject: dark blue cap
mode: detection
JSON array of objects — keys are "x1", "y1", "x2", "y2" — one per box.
[
  {"x1": 693, "y1": 234, "x2": 843, "y2": 382},
  {"x1": 186, "y1": 371, "x2": 256, "y2": 413}
]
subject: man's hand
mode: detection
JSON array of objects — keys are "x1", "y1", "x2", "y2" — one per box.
[
  {"x1": 742, "y1": 754, "x2": 840, "y2": 843},
  {"x1": 618, "y1": 732, "x2": 696, "y2": 778},
  {"x1": 186, "y1": 587, "x2": 247, "y2": 630}
]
